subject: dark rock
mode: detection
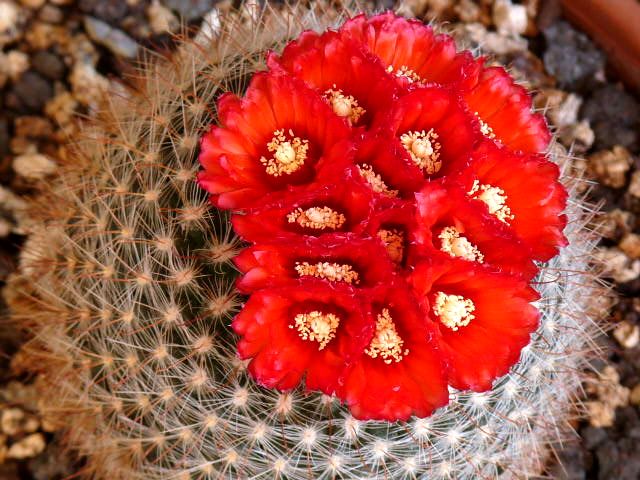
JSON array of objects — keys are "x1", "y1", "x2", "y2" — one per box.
[
  {"x1": 79, "y1": 0, "x2": 129, "y2": 23},
  {"x1": 31, "y1": 51, "x2": 66, "y2": 80},
  {"x1": 581, "y1": 426, "x2": 607, "y2": 449},
  {"x1": 0, "y1": 117, "x2": 9, "y2": 157},
  {"x1": 547, "y1": 445, "x2": 586, "y2": 480},
  {"x1": 164, "y1": 0, "x2": 214, "y2": 21},
  {"x1": 582, "y1": 84, "x2": 640, "y2": 150},
  {"x1": 543, "y1": 21, "x2": 605, "y2": 90},
  {"x1": 8, "y1": 71, "x2": 53, "y2": 113}
]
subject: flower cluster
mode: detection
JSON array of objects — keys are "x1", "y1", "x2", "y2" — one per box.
[{"x1": 198, "y1": 12, "x2": 568, "y2": 421}]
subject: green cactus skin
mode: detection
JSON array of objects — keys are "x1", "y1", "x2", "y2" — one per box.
[{"x1": 6, "y1": 4, "x2": 606, "y2": 479}]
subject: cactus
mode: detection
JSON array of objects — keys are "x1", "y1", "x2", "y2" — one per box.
[{"x1": 6, "y1": 4, "x2": 605, "y2": 479}]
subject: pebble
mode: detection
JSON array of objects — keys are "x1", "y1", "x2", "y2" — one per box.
[
  {"x1": 453, "y1": 22, "x2": 528, "y2": 55},
  {"x1": 0, "y1": 50, "x2": 30, "y2": 82},
  {"x1": 586, "y1": 366, "x2": 630, "y2": 428},
  {"x1": 613, "y1": 321, "x2": 640, "y2": 349},
  {"x1": 31, "y1": 50, "x2": 65, "y2": 80},
  {"x1": 619, "y1": 233, "x2": 640, "y2": 260},
  {"x1": 38, "y1": 4, "x2": 64, "y2": 23},
  {"x1": 165, "y1": 0, "x2": 214, "y2": 21},
  {"x1": 69, "y1": 63, "x2": 109, "y2": 109},
  {"x1": 631, "y1": 384, "x2": 640, "y2": 406},
  {"x1": 84, "y1": 16, "x2": 139, "y2": 59},
  {"x1": 543, "y1": 21, "x2": 605, "y2": 90},
  {"x1": 599, "y1": 208, "x2": 633, "y2": 240},
  {"x1": 13, "y1": 151, "x2": 57, "y2": 180},
  {"x1": 0, "y1": 117, "x2": 8, "y2": 157},
  {"x1": 588, "y1": 146, "x2": 633, "y2": 189},
  {"x1": 19, "y1": 0, "x2": 44, "y2": 9},
  {"x1": 454, "y1": 0, "x2": 480, "y2": 23},
  {"x1": 0, "y1": 1, "x2": 26, "y2": 46},
  {"x1": 595, "y1": 248, "x2": 640, "y2": 283},
  {"x1": 582, "y1": 84, "x2": 640, "y2": 150},
  {"x1": 147, "y1": 0, "x2": 179, "y2": 34},
  {"x1": 7, "y1": 433, "x2": 46, "y2": 460},
  {"x1": 628, "y1": 171, "x2": 640, "y2": 199},
  {"x1": 492, "y1": 0, "x2": 528, "y2": 35}
]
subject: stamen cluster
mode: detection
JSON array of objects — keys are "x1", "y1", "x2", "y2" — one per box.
[{"x1": 198, "y1": 12, "x2": 568, "y2": 421}]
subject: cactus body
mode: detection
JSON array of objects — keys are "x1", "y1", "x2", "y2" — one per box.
[{"x1": 7, "y1": 5, "x2": 604, "y2": 479}]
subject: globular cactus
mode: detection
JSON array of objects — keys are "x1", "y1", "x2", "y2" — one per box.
[{"x1": 6, "y1": 4, "x2": 605, "y2": 479}]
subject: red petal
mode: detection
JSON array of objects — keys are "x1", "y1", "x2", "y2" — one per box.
[
  {"x1": 462, "y1": 142, "x2": 568, "y2": 261},
  {"x1": 269, "y1": 31, "x2": 398, "y2": 128},
  {"x1": 415, "y1": 182, "x2": 538, "y2": 278},
  {"x1": 233, "y1": 283, "x2": 373, "y2": 393},
  {"x1": 409, "y1": 258, "x2": 540, "y2": 391},
  {"x1": 198, "y1": 72, "x2": 352, "y2": 210},
  {"x1": 340, "y1": 13, "x2": 482, "y2": 90},
  {"x1": 464, "y1": 66, "x2": 551, "y2": 154},
  {"x1": 375, "y1": 86, "x2": 480, "y2": 179},
  {"x1": 341, "y1": 284, "x2": 449, "y2": 420},
  {"x1": 231, "y1": 179, "x2": 376, "y2": 243},
  {"x1": 234, "y1": 234, "x2": 395, "y2": 293}
]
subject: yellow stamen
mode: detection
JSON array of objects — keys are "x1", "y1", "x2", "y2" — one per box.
[
  {"x1": 324, "y1": 85, "x2": 366, "y2": 124},
  {"x1": 260, "y1": 129, "x2": 309, "y2": 176},
  {"x1": 290, "y1": 311, "x2": 340, "y2": 350},
  {"x1": 438, "y1": 226, "x2": 484, "y2": 263},
  {"x1": 377, "y1": 229, "x2": 404, "y2": 264},
  {"x1": 365, "y1": 309, "x2": 409, "y2": 364},
  {"x1": 475, "y1": 112, "x2": 496, "y2": 139},
  {"x1": 433, "y1": 292, "x2": 475, "y2": 331},
  {"x1": 294, "y1": 262, "x2": 360, "y2": 285},
  {"x1": 287, "y1": 206, "x2": 346, "y2": 230},
  {"x1": 357, "y1": 164, "x2": 399, "y2": 198},
  {"x1": 400, "y1": 129, "x2": 442, "y2": 174},
  {"x1": 386, "y1": 65, "x2": 422, "y2": 84},
  {"x1": 468, "y1": 180, "x2": 514, "y2": 224}
]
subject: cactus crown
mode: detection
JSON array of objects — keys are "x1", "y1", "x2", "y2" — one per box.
[{"x1": 7, "y1": 3, "x2": 605, "y2": 479}]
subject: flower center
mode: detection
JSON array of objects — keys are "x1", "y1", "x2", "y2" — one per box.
[
  {"x1": 291, "y1": 311, "x2": 340, "y2": 350},
  {"x1": 287, "y1": 206, "x2": 346, "y2": 230},
  {"x1": 386, "y1": 65, "x2": 422, "y2": 84},
  {"x1": 324, "y1": 86, "x2": 366, "y2": 124},
  {"x1": 377, "y1": 229, "x2": 404, "y2": 264},
  {"x1": 475, "y1": 112, "x2": 496, "y2": 139},
  {"x1": 357, "y1": 164, "x2": 399, "y2": 198},
  {"x1": 433, "y1": 292, "x2": 476, "y2": 331},
  {"x1": 400, "y1": 129, "x2": 442, "y2": 174},
  {"x1": 468, "y1": 180, "x2": 514, "y2": 224},
  {"x1": 260, "y1": 129, "x2": 309, "y2": 176},
  {"x1": 365, "y1": 309, "x2": 409, "y2": 364},
  {"x1": 295, "y1": 261, "x2": 360, "y2": 284},
  {"x1": 438, "y1": 226, "x2": 484, "y2": 263}
]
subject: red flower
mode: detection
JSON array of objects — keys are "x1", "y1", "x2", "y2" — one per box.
[
  {"x1": 234, "y1": 234, "x2": 395, "y2": 293},
  {"x1": 340, "y1": 12, "x2": 482, "y2": 90},
  {"x1": 233, "y1": 282, "x2": 373, "y2": 392},
  {"x1": 464, "y1": 67, "x2": 551, "y2": 154},
  {"x1": 375, "y1": 86, "x2": 479, "y2": 179},
  {"x1": 341, "y1": 285, "x2": 449, "y2": 421},
  {"x1": 414, "y1": 182, "x2": 538, "y2": 278},
  {"x1": 350, "y1": 135, "x2": 424, "y2": 200},
  {"x1": 231, "y1": 178, "x2": 376, "y2": 243},
  {"x1": 268, "y1": 31, "x2": 398, "y2": 128},
  {"x1": 198, "y1": 12, "x2": 568, "y2": 421},
  {"x1": 460, "y1": 142, "x2": 568, "y2": 261},
  {"x1": 198, "y1": 72, "x2": 352, "y2": 209},
  {"x1": 409, "y1": 257, "x2": 540, "y2": 391}
]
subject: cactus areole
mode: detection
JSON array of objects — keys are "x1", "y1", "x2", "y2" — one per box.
[{"x1": 198, "y1": 12, "x2": 568, "y2": 421}]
